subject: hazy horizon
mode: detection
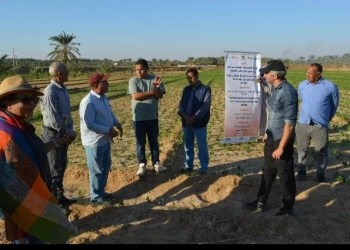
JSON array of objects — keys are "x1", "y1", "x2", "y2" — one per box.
[{"x1": 1, "y1": 0, "x2": 349, "y2": 62}]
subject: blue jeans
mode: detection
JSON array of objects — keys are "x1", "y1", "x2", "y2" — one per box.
[
  {"x1": 183, "y1": 127, "x2": 209, "y2": 171},
  {"x1": 84, "y1": 143, "x2": 111, "y2": 201},
  {"x1": 133, "y1": 119, "x2": 160, "y2": 166}
]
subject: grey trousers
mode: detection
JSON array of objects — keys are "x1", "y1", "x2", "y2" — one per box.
[
  {"x1": 295, "y1": 123, "x2": 328, "y2": 175},
  {"x1": 41, "y1": 127, "x2": 68, "y2": 199}
]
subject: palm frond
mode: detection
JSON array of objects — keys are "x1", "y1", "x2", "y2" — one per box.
[{"x1": 47, "y1": 31, "x2": 81, "y2": 64}]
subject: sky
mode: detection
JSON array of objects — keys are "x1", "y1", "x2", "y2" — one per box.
[{"x1": 1, "y1": 0, "x2": 350, "y2": 62}]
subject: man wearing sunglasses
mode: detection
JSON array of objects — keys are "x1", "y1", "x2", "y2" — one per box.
[
  {"x1": 40, "y1": 62, "x2": 78, "y2": 206},
  {"x1": 15, "y1": 96, "x2": 40, "y2": 105}
]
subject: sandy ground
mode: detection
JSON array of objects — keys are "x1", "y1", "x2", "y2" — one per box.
[{"x1": 1, "y1": 146, "x2": 350, "y2": 244}]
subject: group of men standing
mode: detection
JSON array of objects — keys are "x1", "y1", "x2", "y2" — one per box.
[
  {"x1": 247, "y1": 60, "x2": 339, "y2": 216},
  {"x1": 40, "y1": 58, "x2": 339, "y2": 215},
  {"x1": 41, "y1": 59, "x2": 212, "y2": 205}
]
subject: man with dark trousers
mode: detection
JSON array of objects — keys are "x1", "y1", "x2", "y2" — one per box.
[
  {"x1": 245, "y1": 60, "x2": 298, "y2": 216},
  {"x1": 40, "y1": 62, "x2": 77, "y2": 206}
]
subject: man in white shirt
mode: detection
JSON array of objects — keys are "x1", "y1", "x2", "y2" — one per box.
[{"x1": 79, "y1": 73, "x2": 123, "y2": 204}]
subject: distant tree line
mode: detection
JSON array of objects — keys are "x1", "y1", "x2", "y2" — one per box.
[{"x1": 1, "y1": 31, "x2": 350, "y2": 80}]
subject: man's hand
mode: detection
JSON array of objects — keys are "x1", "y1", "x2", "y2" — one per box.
[
  {"x1": 153, "y1": 75, "x2": 164, "y2": 100},
  {"x1": 54, "y1": 130, "x2": 70, "y2": 146},
  {"x1": 67, "y1": 130, "x2": 77, "y2": 145},
  {"x1": 153, "y1": 75, "x2": 162, "y2": 88},
  {"x1": 272, "y1": 147, "x2": 284, "y2": 159},
  {"x1": 109, "y1": 128, "x2": 119, "y2": 138},
  {"x1": 184, "y1": 114, "x2": 195, "y2": 127},
  {"x1": 116, "y1": 123, "x2": 123, "y2": 137},
  {"x1": 153, "y1": 89, "x2": 160, "y2": 100},
  {"x1": 262, "y1": 134, "x2": 268, "y2": 144}
]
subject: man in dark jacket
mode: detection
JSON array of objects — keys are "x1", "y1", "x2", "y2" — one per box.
[{"x1": 178, "y1": 68, "x2": 211, "y2": 174}]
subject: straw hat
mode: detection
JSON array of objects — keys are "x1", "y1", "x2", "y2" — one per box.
[{"x1": 0, "y1": 75, "x2": 43, "y2": 100}]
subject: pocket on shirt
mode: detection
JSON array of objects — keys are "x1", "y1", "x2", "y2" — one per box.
[{"x1": 271, "y1": 99, "x2": 282, "y2": 111}]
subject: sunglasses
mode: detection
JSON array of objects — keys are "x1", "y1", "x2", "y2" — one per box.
[{"x1": 15, "y1": 96, "x2": 40, "y2": 105}]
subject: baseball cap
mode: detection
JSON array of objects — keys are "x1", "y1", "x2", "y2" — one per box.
[
  {"x1": 259, "y1": 60, "x2": 287, "y2": 74},
  {"x1": 89, "y1": 73, "x2": 110, "y2": 87}
]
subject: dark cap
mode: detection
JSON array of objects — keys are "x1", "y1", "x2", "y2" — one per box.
[
  {"x1": 259, "y1": 60, "x2": 287, "y2": 74},
  {"x1": 89, "y1": 73, "x2": 110, "y2": 87}
]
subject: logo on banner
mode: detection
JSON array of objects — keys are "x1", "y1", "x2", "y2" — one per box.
[{"x1": 241, "y1": 56, "x2": 245, "y2": 60}]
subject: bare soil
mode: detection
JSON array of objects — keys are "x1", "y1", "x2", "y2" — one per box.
[{"x1": 1, "y1": 140, "x2": 350, "y2": 244}]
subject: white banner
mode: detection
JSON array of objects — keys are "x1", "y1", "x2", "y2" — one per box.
[{"x1": 222, "y1": 51, "x2": 262, "y2": 144}]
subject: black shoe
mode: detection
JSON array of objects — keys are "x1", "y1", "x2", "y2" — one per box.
[
  {"x1": 317, "y1": 174, "x2": 326, "y2": 183},
  {"x1": 244, "y1": 199, "x2": 266, "y2": 211},
  {"x1": 199, "y1": 170, "x2": 207, "y2": 176},
  {"x1": 90, "y1": 198, "x2": 103, "y2": 205},
  {"x1": 275, "y1": 207, "x2": 293, "y2": 216},
  {"x1": 296, "y1": 170, "x2": 307, "y2": 181},
  {"x1": 180, "y1": 168, "x2": 193, "y2": 174},
  {"x1": 103, "y1": 193, "x2": 114, "y2": 201},
  {"x1": 57, "y1": 195, "x2": 77, "y2": 205}
]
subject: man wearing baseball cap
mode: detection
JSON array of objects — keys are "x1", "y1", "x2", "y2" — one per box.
[
  {"x1": 245, "y1": 60, "x2": 298, "y2": 216},
  {"x1": 79, "y1": 73, "x2": 123, "y2": 204}
]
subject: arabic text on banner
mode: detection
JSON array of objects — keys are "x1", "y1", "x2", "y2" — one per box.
[{"x1": 222, "y1": 51, "x2": 262, "y2": 144}]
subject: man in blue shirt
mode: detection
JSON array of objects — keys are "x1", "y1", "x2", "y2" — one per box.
[
  {"x1": 296, "y1": 63, "x2": 339, "y2": 183},
  {"x1": 245, "y1": 60, "x2": 298, "y2": 216},
  {"x1": 80, "y1": 73, "x2": 123, "y2": 204}
]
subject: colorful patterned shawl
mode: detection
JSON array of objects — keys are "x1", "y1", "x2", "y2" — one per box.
[{"x1": 0, "y1": 111, "x2": 78, "y2": 244}]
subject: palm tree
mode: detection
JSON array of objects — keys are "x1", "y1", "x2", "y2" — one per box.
[
  {"x1": 0, "y1": 54, "x2": 12, "y2": 79},
  {"x1": 47, "y1": 31, "x2": 81, "y2": 64}
]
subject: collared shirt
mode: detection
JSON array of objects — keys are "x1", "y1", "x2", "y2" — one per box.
[
  {"x1": 79, "y1": 90, "x2": 120, "y2": 147},
  {"x1": 267, "y1": 80, "x2": 298, "y2": 140},
  {"x1": 128, "y1": 74, "x2": 166, "y2": 121},
  {"x1": 298, "y1": 77, "x2": 339, "y2": 127},
  {"x1": 40, "y1": 80, "x2": 74, "y2": 134}
]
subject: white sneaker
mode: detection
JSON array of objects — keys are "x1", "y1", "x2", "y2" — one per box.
[
  {"x1": 154, "y1": 162, "x2": 166, "y2": 173},
  {"x1": 137, "y1": 163, "x2": 146, "y2": 176}
]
